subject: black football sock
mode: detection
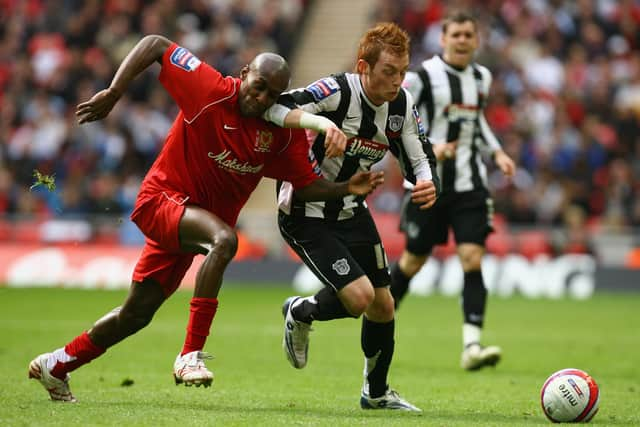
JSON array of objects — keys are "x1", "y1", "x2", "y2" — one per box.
[
  {"x1": 292, "y1": 286, "x2": 355, "y2": 323},
  {"x1": 462, "y1": 270, "x2": 487, "y2": 327},
  {"x1": 361, "y1": 317, "x2": 394, "y2": 398},
  {"x1": 390, "y1": 262, "x2": 411, "y2": 308}
]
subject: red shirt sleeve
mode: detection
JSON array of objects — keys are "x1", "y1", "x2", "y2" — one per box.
[
  {"x1": 264, "y1": 128, "x2": 321, "y2": 189},
  {"x1": 158, "y1": 43, "x2": 237, "y2": 122}
]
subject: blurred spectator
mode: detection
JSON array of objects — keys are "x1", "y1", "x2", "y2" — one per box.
[
  {"x1": 0, "y1": 0, "x2": 308, "y2": 244},
  {"x1": 550, "y1": 204, "x2": 595, "y2": 256},
  {"x1": 3, "y1": 1, "x2": 640, "y2": 255},
  {"x1": 371, "y1": 0, "x2": 640, "y2": 236}
]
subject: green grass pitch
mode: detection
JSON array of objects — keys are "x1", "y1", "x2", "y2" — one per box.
[{"x1": 0, "y1": 286, "x2": 638, "y2": 426}]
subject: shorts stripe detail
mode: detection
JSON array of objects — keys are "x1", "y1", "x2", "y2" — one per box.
[
  {"x1": 374, "y1": 243, "x2": 386, "y2": 269},
  {"x1": 486, "y1": 197, "x2": 494, "y2": 228}
]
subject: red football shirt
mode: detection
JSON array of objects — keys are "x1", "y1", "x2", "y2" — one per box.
[{"x1": 137, "y1": 44, "x2": 319, "y2": 227}]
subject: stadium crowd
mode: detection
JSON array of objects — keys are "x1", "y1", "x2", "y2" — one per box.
[
  {"x1": 1, "y1": 0, "x2": 639, "y2": 259},
  {"x1": 0, "y1": 0, "x2": 306, "y2": 238},
  {"x1": 372, "y1": 0, "x2": 640, "y2": 236}
]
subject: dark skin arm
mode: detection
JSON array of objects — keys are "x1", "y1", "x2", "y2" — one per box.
[
  {"x1": 295, "y1": 171, "x2": 384, "y2": 201},
  {"x1": 76, "y1": 35, "x2": 172, "y2": 124}
]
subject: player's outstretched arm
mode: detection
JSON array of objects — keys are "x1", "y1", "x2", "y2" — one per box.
[
  {"x1": 296, "y1": 171, "x2": 384, "y2": 201},
  {"x1": 281, "y1": 110, "x2": 346, "y2": 158},
  {"x1": 76, "y1": 35, "x2": 172, "y2": 124}
]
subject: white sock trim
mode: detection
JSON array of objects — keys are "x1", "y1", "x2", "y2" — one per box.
[{"x1": 463, "y1": 323, "x2": 481, "y2": 348}]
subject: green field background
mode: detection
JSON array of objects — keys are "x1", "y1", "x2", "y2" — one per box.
[{"x1": 0, "y1": 286, "x2": 638, "y2": 426}]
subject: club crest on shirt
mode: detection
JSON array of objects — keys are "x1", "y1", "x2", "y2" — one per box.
[
  {"x1": 170, "y1": 47, "x2": 202, "y2": 72},
  {"x1": 306, "y1": 77, "x2": 339, "y2": 101},
  {"x1": 332, "y1": 258, "x2": 350, "y2": 276},
  {"x1": 388, "y1": 115, "x2": 404, "y2": 132},
  {"x1": 255, "y1": 130, "x2": 273, "y2": 152}
]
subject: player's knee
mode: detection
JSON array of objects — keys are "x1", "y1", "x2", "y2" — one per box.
[
  {"x1": 366, "y1": 291, "x2": 394, "y2": 322},
  {"x1": 374, "y1": 297, "x2": 395, "y2": 320},
  {"x1": 405, "y1": 259, "x2": 423, "y2": 277},
  {"x1": 458, "y1": 245, "x2": 484, "y2": 271},
  {"x1": 341, "y1": 284, "x2": 374, "y2": 316},
  {"x1": 460, "y1": 253, "x2": 482, "y2": 271},
  {"x1": 211, "y1": 229, "x2": 238, "y2": 262},
  {"x1": 399, "y1": 252, "x2": 428, "y2": 277},
  {"x1": 348, "y1": 299, "x2": 370, "y2": 317},
  {"x1": 345, "y1": 296, "x2": 372, "y2": 317}
]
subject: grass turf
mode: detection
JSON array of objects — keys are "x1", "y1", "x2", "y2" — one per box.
[{"x1": 0, "y1": 286, "x2": 638, "y2": 426}]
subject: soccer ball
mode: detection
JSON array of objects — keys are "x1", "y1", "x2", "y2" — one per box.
[{"x1": 540, "y1": 368, "x2": 600, "y2": 423}]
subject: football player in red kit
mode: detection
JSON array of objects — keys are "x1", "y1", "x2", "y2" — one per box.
[{"x1": 28, "y1": 34, "x2": 383, "y2": 402}]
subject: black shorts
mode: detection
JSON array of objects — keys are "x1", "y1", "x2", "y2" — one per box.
[
  {"x1": 278, "y1": 211, "x2": 390, "y2": 291},
  {"x1": 399, "y1": 189, "x2": 494, "y2": 256}
]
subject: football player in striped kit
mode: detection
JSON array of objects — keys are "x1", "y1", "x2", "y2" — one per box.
[
  {"x1": 390, "y1": 12, "x2": 516, "y2": 371},
  {"x1": 273, "y1": 22, "x2": 439, "y2": 411}
]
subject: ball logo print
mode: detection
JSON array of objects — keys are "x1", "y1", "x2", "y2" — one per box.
[{"x1": 540, "y1": 368, "x2": 600, "y2": 423}]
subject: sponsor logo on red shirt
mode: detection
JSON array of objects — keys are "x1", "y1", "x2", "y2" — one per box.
[{"x1": 208, "y1": 150, "x2": 264, "y2": 174}]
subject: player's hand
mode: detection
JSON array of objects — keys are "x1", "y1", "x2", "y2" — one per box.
[
  {"x1": 76, "y1": 88, "x2": 121, "y2": 124},
  {"x1": 324, "y1": 125, "x2": 347, "y2": 158},
  {"x1": 347, "y1": 171, "x2": 384, "y2": 196},
  {"x1": 433, "y1": 141, "x2": 457, "y2": 161},
  {"x1": 494, "y1": 149, "x2": 516, "y2": 178},
  {"x1": 411, "y1": 179, "x2": 437, "y2": 209}
]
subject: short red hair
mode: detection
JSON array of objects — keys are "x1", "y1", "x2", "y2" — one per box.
[{"x1": 357, "y1": 22, "x2": 410, "y2": 68}]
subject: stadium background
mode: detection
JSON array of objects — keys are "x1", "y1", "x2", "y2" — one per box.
[{"x1": 1, "y1": 0, "x2": 639, "y2": 294}]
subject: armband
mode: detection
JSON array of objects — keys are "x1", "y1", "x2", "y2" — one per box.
[{"x1": 299, "y1": 112, "x2": 334, "y2": 134}]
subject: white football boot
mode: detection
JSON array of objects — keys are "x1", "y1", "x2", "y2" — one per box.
[
  {"x1": 461, "y1": 343, "x2": 502, "y2": 371},
  {"x1": 173, "y1": 351, "x2": 214, "y2": 387},
  {"x1": 282, "y1": 296, "x2": 312, "y2": 369},
  {"x1": 28, "y1": 353, "x2": 77, "y2": 402},
  {"x1": 360, "y1": 382, "x2": 422, "y2": 412}
]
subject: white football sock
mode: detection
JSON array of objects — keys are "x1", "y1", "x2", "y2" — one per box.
[{"x1": 463, "y1": 323, "x2": 481, "y2": 348}]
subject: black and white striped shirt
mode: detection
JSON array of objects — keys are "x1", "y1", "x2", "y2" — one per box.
[
  {"x1": 403, "y1": 55, "x2": 502, "y2": 193},
  {"x1": 275, "y1": 72, "x2": 436, "y2": 221}
]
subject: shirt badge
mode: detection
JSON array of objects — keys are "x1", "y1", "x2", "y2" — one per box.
[
  {"x1": 388, "y1": 115, "x2": 404, "y2": 132},
  {"x1": 170, "y1": 47, "x2": 201, "y2": 72},
  {"x1": 255, "y1": 130, "x2": 273, "y2": 152}
]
